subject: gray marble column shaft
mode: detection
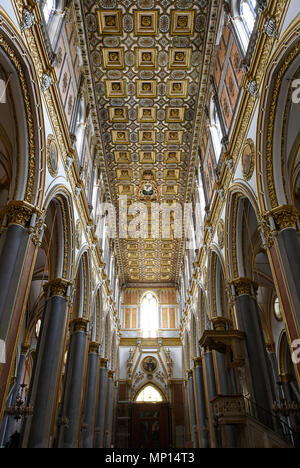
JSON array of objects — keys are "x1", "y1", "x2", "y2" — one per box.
[
  {"x1": 94, "y1": 365, "x2": 108, "y2": 448},
  {"x1": 204, "y1": 350, "x2": 217, "y2": 447},
  {"x1": 188, "y1": 374, "x2": 199, "y2": 448},
  {"x1": 0, "y1": 224, "x2": 27, "y2": 337},
  {"x1": 80, "y1": 345, "x2": 99, "y2": 448},
  {"x1": 235, "y1": 295, "x2": 274, "y2": 418},
  {"x1": 58, "y1": 322, "x2": 88, "y2": 448},
  {"x1": 104, "y1": 373, "x2": 114, "y2": 448},
  {"x1": 193, "y1": 363, "x2": 209, "y2": 448},
  {"x1": 1, "y1": 351, "x2": 26, "y2": 446},
  {"x1": 24, "y1": 287, "x2": 70, "y2": 448},
  {"x1": 276, "y1": 228, "x2": 300, "y2": 331}
]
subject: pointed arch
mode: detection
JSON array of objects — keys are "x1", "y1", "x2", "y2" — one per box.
[
  {"x1": 207, "y1": 247, "x2": 228, "y2": 320},
  {"x1": 0, "y1": 10, "x2": 46, "y2": 209},
  {"x1": 257, "y1": 19, "x2": 300, "y2": 213}
]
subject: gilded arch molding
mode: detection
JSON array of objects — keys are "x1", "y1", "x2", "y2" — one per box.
[
  {"x1": 225, "y1": 184, "x2": 260, "y2": 282},
  {"x1": 0, "y1": 10, "x2": 45, "y2": 208},
  {"x1": 257, "y1": 20, "x2": 300, "y2": 213},
  {"x1": 42, "y1": 185, "x2": 75, "y2": 282}
]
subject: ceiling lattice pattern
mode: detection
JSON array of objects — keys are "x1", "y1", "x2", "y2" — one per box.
[{"x1": 82, "y1": 0, "x2": 212, "y2": 284}]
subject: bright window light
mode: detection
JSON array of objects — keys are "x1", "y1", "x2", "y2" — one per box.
[
  {"x1": 136, "y1": 385, "x2": 163, "y2": 403},
  {"x1": 141, "y1": 292, "x2": 159, "y2": 338},
  {"x1": 241, "y1": 0, "x2": 257, "y2": 35},
  {"x1": 43, "y1": 0, "x2": 55, "y2": 24}
]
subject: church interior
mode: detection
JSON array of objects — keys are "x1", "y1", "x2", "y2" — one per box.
[{"x1": 0, "y1": 0, "x2": 299, "y2": 449}]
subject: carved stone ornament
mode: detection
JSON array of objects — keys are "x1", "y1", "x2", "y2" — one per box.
[
  {"x1": 231, "y1": 277, "x2": 258, "y2": 297},
  {"x1": 264, "y1": 17, "x2": 277, "y2": 38},
  {"x1": 41, "y1": 73, "x2": 53, "y2": 93},
  {"x1": 5, "y1": 201, "x2": 37, "y2": 227},
  {"x1": 217, "y1": 219, "x2": 225, "y2": 249},
  {"x1": 268, "y1": 205, "x2": 299, "y2": 232},
  {"x1": 247, "y1": 80, "x2": 259, "y2": 99},
  {"x1": 20, "y1": 8, "x2": 35, "y2": 30},
  {"x1": 43, "y1": 278, "x2": 73, "y2": 298},
  {"x1": 71, "y1": 317, "x2": 89, "y2": 333},
  {"x1": 242, "y1": 139, "x2": 255, "y2": 181}
]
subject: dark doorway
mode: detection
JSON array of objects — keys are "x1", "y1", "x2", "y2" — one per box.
[{"x1": 130, "y1": 403, "x2": 170, "y2": 448}]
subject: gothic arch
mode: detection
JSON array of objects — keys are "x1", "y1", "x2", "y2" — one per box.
[
  {"x1": 207, "y1": 247, "x2": 228, "y2": 319},
  {"x1": 225, "y1": 184, "x2": 260, "y2": 281},
  {"x1": 42, "y1": 186, "x2": 75, "y2": 282},
  {"x1": 72, "y1": 249, "x2": 92, "y2": 320},
  {"x1": 0, "y1": 10, "x2": 45, "y2": 208},
  {"x1": 134, "y1": 383, "x2": 167, "y2": 403},
  {"x1": 257, "y1": 18, "x2": 300, "y2": 214},
  {"x1": 90, "y1": 285, "x2": 102, "y2": 344}
]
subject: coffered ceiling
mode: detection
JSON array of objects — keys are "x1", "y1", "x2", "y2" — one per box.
[{"x1": 79, "y1": 0, "x2": 219, "y2": 285}]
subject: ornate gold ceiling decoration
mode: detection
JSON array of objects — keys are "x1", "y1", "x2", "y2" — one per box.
[{"x1": 81, "y1": 0, "x2": 219, "y2": 284}]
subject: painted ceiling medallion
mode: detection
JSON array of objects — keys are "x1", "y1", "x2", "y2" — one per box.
[
  {"x1": 138, "y1": 107, "x2": 157, "y2": 123},
  {"x1": 135, "y1": 11, "x2": 158, "y2": 36},
  {"x1": 171, "y1": 10, "x2": 195, "y2": 35},
  {"x1": 136, "y1": 48, "x2": 158, "y2": 70},
  {"x1": 102, "y1": 48, "x2": 125, "y2": 69},
  {"x1": 140, "y1": 151, "x2": 156, "y2": 163},
  {"x1": 165, "y1": 131, "x2": 183, "y2": 145},
  {"x1": 139, "y1": 130, "x2": 156, "y2": 145},
  {"x1": 137, "y1": 180, "x2": 160, "y2": 201},
  {"x1": 164, "y1": 150, "x2": 181, "y2": 163},
  {"x1": 169, "y1": 48, "x2": 191, "y2": 70},
  {"x1": 137, "y1": 80, "x2": 157, "y2": 98},
  {"x1": 109, "y1": 106, "x2": 128, "y2": 122},
  {"x1": 167, "y1": 80, "x2": 188, "y2": 98},
  {"x1": 115, "y1": 151, "x2": 131, "y2": 163},
  {"x1": 112, "y1": 130, "x2": 130, "y2": 144},
  {"x1": 47, "y1": 135, "x2": 59, "y2": 177},
  {"x1": 242, "y1": 139, "x2": 255, "y2": 181},
  {"x1": 106, "y1": 80, "x2": 126, "y2": 97},
  {"x1": 97, "y1": 10, "x2": 122, "y2": 35},
  {"x1": 166, "y1": 107, "x2": 185, "y2": 122}
]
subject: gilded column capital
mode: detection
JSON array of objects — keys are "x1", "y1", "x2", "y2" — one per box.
[
  {"x1": 107, "y1": 370, "x2": 115, "y2": 379},
  {"x1": 89, "y1": 342, "x2": 100, "y2": 354},
  {"x1": 231, "y1": 277, "x2": 258, "y2": 297},
  {"x1": 71, "y1": 317, "x2": 89, "y2": 333},
  {"x1": 43, "y1": 278, "x2": 73, "y2": 298},
  {"x1": 99, "y1": 358, "x2": 108, "y2": 369},
  {"x1": 186, "y1": 369, "x2": 193, "y2": 379},
  {"x1": 21, "y1": 343, "x2": 30, "y2": 355},
  {"x1": 192, "y1": 357, "x2": 203, "y2": 368},
  {"x1": 278, "y1": 373, "x2": 293, "y2": 384},
  {"x1": 4, "y1": 201, "x2": 41, "y2": 228},
  {"x1": 266, "y1": 205, "x2": 299, "y2": 232}
]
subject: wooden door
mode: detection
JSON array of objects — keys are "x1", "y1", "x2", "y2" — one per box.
[{"x1": 131, "y1": 403, "x2": 170, "y2": 448}]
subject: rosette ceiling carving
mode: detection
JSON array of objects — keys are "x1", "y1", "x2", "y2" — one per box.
[{"x1": 80, "y1": 0, "x2": 219, "y2": 284}]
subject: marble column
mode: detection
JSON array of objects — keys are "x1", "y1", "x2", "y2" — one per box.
[
  {"x1": 80, "y1": 342, "x2": 100, "y2": 448},
  {"x1": 58, "y1": 318, "x2": 89, "y2": 448},
  {"x1": 0, "y1": 201, "x2": 41, "y2": 419},
  {"x1": 94, "y1": 358, "x2": 108, "y2": 448},
  {"x1": 187, "y1": 370, "x2": 199, "y2": 448},
  {"x1": 192, "y1": 357, "x2": 209, "y2": 448},
  {"x1": 232, "y1": 278, "x2": 274, "y2": 420},
  {"x1": 104, "y1": 370, "x2": 115, "y2": 448},
  {"x1": 204, "y1": 350, "x2": 217, "y2": 448},
  {"x1": 23, "y1": 278, "x2": 72, "y2": 448},
  {"x1": 0, "y1": 345, "x2": 29, "y2": 446},
  {"x1": 184, "y1": 381, "x2": 191, "y2": 443},
  {"x1": 262, "y1": 207, "x2": 300, "y2": 382}
]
